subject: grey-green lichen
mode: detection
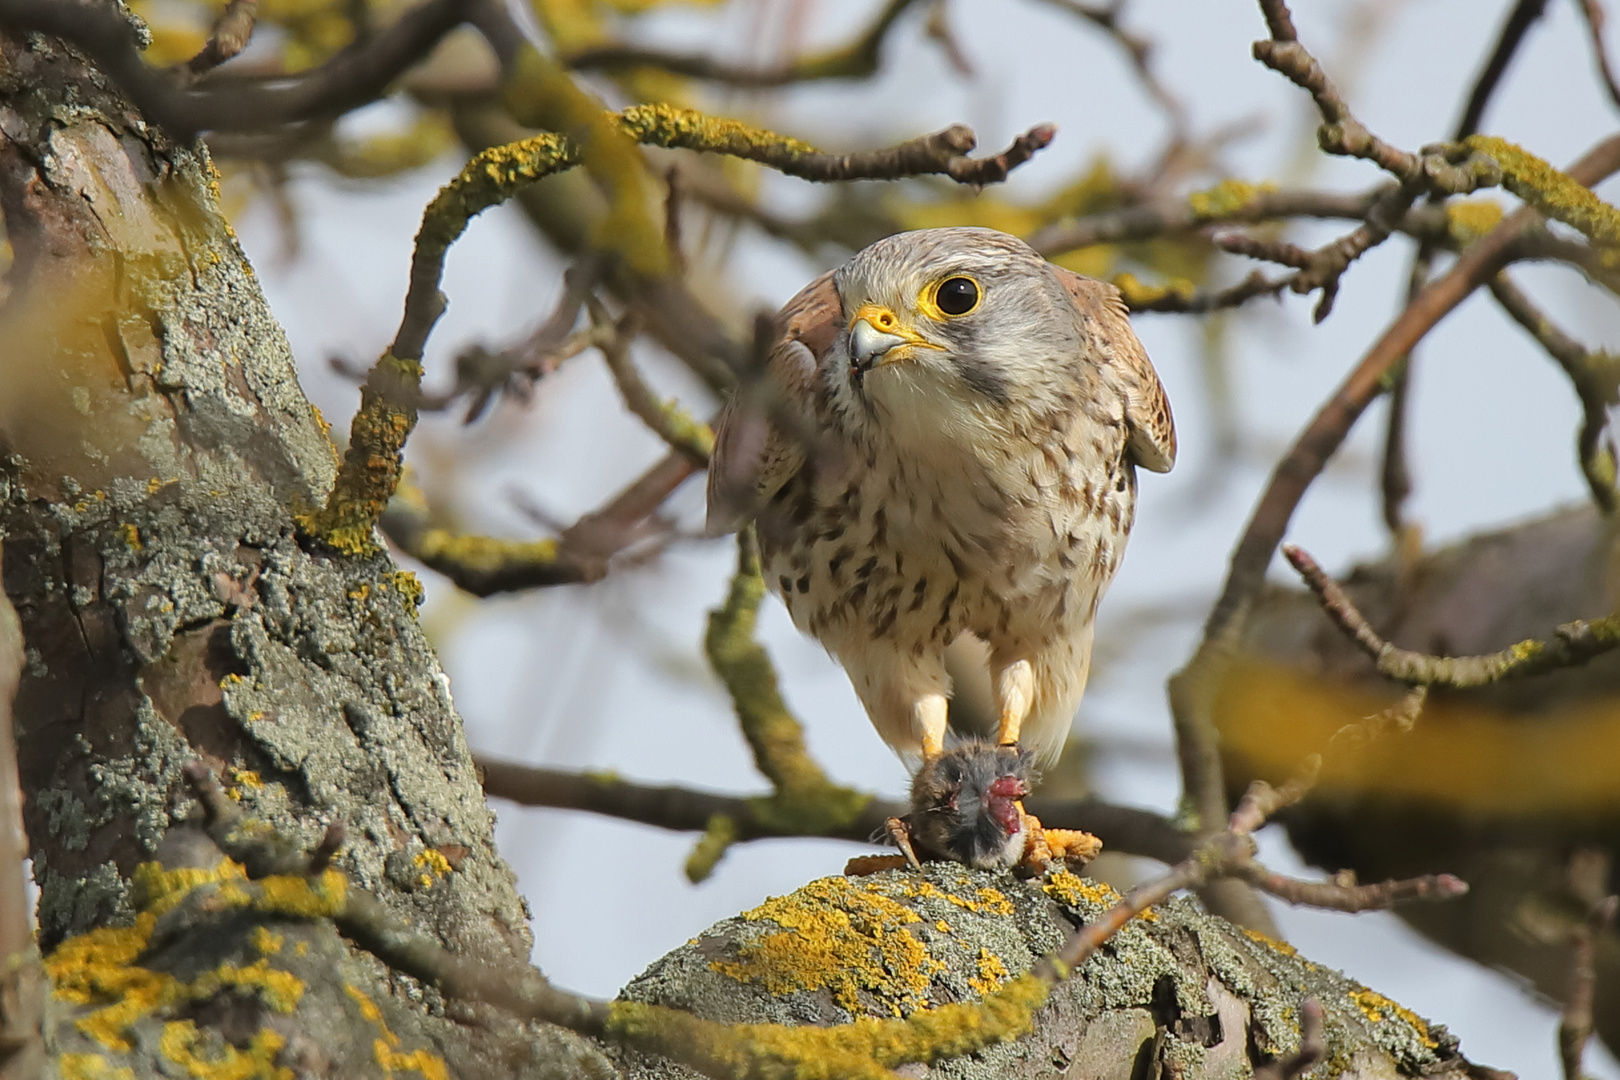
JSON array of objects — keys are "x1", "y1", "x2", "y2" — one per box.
[{"x1": 616, "y1": 867, "x2": 1474, "y2": 1080}]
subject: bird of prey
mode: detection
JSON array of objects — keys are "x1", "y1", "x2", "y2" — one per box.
[{"x1": 707, "y1": 226, "x2": 1175, "y2": 769}]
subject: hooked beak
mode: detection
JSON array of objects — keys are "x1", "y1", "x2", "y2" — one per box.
[{"x1": 847, "y1": 304, "x2": 938, "y2": 373}]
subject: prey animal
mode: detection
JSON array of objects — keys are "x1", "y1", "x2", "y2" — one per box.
[
  {"x1": 707, "y1": 226, "x2": 1175, "y2": 768},
  {"x1": 844, "y1": 742, "x2": 1102, "y2": 877}
]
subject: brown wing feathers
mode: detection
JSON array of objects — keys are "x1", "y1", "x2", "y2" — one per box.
[{"x1": 1050, "y1": 267, "x2": 1177, "y2": 474}]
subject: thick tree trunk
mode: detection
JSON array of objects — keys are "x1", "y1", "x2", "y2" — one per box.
[{"x1": 0, "y1": 28, "x2": 611, "y2": 1077}]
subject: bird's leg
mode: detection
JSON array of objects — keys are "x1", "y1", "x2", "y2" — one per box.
[
  {"x1": 885, "y1": 816, "x2": 924, "y2": 870},
  {"x1": 914, "y1": 692, "x2": 949, "y2": 762},
  {"x1": 992, "y1": 659, "x2": 1034, "y2": 749}
]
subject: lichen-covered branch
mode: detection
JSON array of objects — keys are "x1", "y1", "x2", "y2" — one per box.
[
  {"x1": 1283, "y1": 543, "x2": 1620, "y2": 687},
  {"x1": 704, "y1": 531, "x2": 871, "y2": 852},
  {"x1": 563, "y1": 0, "x2": 924, "y2": 87},
  {"x1": 1489, "y1": 273, "x2": 1620, "y2": 511},
  {"x1": 1465, "y1": 134, "x2": 1620, "y2": 249},
  {"x1": 0, "y1": 0, "x2": 466, "y2": 136},
  {"x1": 1576, "y1": 0, "x2": 1620, "y2": 111},
  {"x1": 595, "y1": 313, "x2": 715, "y2": 468}
]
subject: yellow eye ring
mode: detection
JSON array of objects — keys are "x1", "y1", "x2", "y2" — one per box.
[{"x1": 920, "y1": 275, "x2": 982, "y2": 319}]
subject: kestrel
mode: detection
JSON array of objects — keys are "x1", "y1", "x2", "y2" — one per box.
[{"x1": 707, "y1": 227, "x2": 1175, "y2": 768}]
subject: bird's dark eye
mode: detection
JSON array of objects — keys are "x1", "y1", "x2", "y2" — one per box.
[{"x1": 934, "y1": 276, "x2": 980, "y2": 316}]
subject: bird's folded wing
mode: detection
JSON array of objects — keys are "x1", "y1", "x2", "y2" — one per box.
[
  {"x1": 705, "y1": 271, "x2": 841, "y2": 534},
  {"x1": 1050, "y1": 267, "x2": 1177, "y2": 474}
]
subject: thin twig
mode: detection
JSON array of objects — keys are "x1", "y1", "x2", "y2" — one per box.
[
  {"x1": 1197, "y1": 130, "x2": 1620, "y2": 646},
  {"x1": 563, "y1": 0, "x2": 922, "y2": 88},
  {"x1": 593, "y1": 307, "x2": 715, "y2": 468},
  {"x1": 1560, "y1": 894, "x2": 1619, "y2": 1080},
  {"x1": 1033, "y1": 0, "x2": 1189, "y2": 141},
  {"x1": 1037, "y1": 778, "x2": 1465, "y2": 977},
  {"x1": 180, "y1": 0, "x2": 259, "y2": 78},
  {"x1": 1283, "y1": 543, "x2": 1620, "y2": 686},
  {"x1": 1576, "y1": 0, "x2": 1620, "y2": 111},
  {"x1": 1455, "y1": 0, "x2": 1550, "y2": 139},
  {"x1": 1489, "y1": 273, "x2": 1620, "y2": 511},
  {"x1": 380, "y1": 447, "x2": 697, "y2": 596},
  {"x1": 0, "y1": 0, "x2": 467, "y2": 137}
]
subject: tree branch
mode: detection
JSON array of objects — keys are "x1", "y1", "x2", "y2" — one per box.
[
  {"x1": 0, "y1": 0, "x2": 467, "y2": 137},
  {"x1": 1283, "y1": 542, "x2": 1620, "y2": 686},
  {"x1": 1489, "y1": 272, "x2": 1620, "y2": 511},
  {"x1": 474, "y1": 758, "x2": 1196, "y2": 866},
  {"x1": 562, "y1": 0, "x2": 924, "y2": 88}
]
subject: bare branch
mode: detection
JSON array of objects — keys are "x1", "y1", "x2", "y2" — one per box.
[
  {"x1": 594, "y1": 308, "x2": 715, "y2": 468},
  {"x1": 1455, "y1": 0, "x2": 1550, "y2": 138},
  {"x1": 1489, "y1": 272, "x2": 1620, "y2": 511},
  {"x1": 1560, "y1": 894, "x2": 1619, "y2": 1080},
  {"x1": 563, "y1": 0, "x2": 924, "y2": 88},
  {"x1": 1576, "y1": 0, "x2": 1620, "y2": 112},
  {"x1": 180, "y1": 0, "x2": 259, "y2": 78},
  {"x1": 0, "y1": 0, "x2": 467, "y2": 137},
  {"x1": 1283, "y1": 542, "x2": 1620, "y2": 686},
  {"x1": 475, "y1": 758, "x2": 1195, "y2": 864}
]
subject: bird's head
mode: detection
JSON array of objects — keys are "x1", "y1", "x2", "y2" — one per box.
[
  {"x1": 908, "y1": 741, "x2": 1033, "y2": 871},
  {"x1": 827, "y1": 227, "x2": 1080, "y2": 439}
]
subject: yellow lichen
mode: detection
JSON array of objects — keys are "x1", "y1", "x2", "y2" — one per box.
[
  {"x1": 390, "y1": 570, "x2": 425, "y2": 611},
  {"x1": 59, "y1": 1054, "x2": 137, "y2": 1080},
  {"x1": 414, "y1": 530, "x2": 560, "y2": 574},
  {"x1": 346, "y1": 984, "x2": 451, "y2": 1080},
  {"x1": 710, "y1": 876, "x2": 945, "y2": 1016},
  {"x1": 230, "y1": 768, "x2": 264, "y2": 790},
  {"x1": 1466, "y1": 135, "x2": 1620, "y2": 258},
  {"x1": 252, "y1": 927, "x2": 285, "y2": 956},
  {"x1": 966, "y1": 949, "x2": 1010, "y2": 996},
  {"x1": 412, "y1": 848, "x2": 453, "y2": 889},
  {"x1": 118, "y1": 523, "x2": 142, "y2": 551},
  {"x1": 1042, "y1": 871, "x2": 1158, "y2": 922},
  {"x1": 1444, "y1": 197, "x2": 1505, "y2": 244},
  {"x1": 1109, "y1": 272, "x2": 1195, "y2": 308},
  {"x1": 1241, "y1": 927, "x2": 1298, "y2": 957},
  {"x1": 159, "y1": 1021, "x2": 292, "y2": 1080},
  {"x1": 1349, "y1": 986, "x2": 1438, "y2": 1048},
  {"x1": 1188, "y1": 178, "x2": 1274, "y2": 219},
  {"x1": 608, "y1": 973, "x2": 1050, "y2": 1080}
]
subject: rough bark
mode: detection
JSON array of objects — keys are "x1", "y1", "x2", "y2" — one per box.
[
  {"x1": 1224, "y1": 502, "x2": 1620, "y2": 1056},
  {"x1": 614, "y1": 865, "x2": 1487, "y2": 1079},
  {"x1": 0, "y1": 28, "x2": 607, "y2": 1077}
]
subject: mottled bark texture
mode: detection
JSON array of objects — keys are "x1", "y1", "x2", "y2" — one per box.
[
  {"x1": 0, "y1": 28, "x2": 608, "y2": 1077},
  {"x1": 615, "y1": 865, "x2": 1482, "y2": 1079},
  {"x1": 1223, "y1": 503, "x2": 1620, "y2": 1056}
]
